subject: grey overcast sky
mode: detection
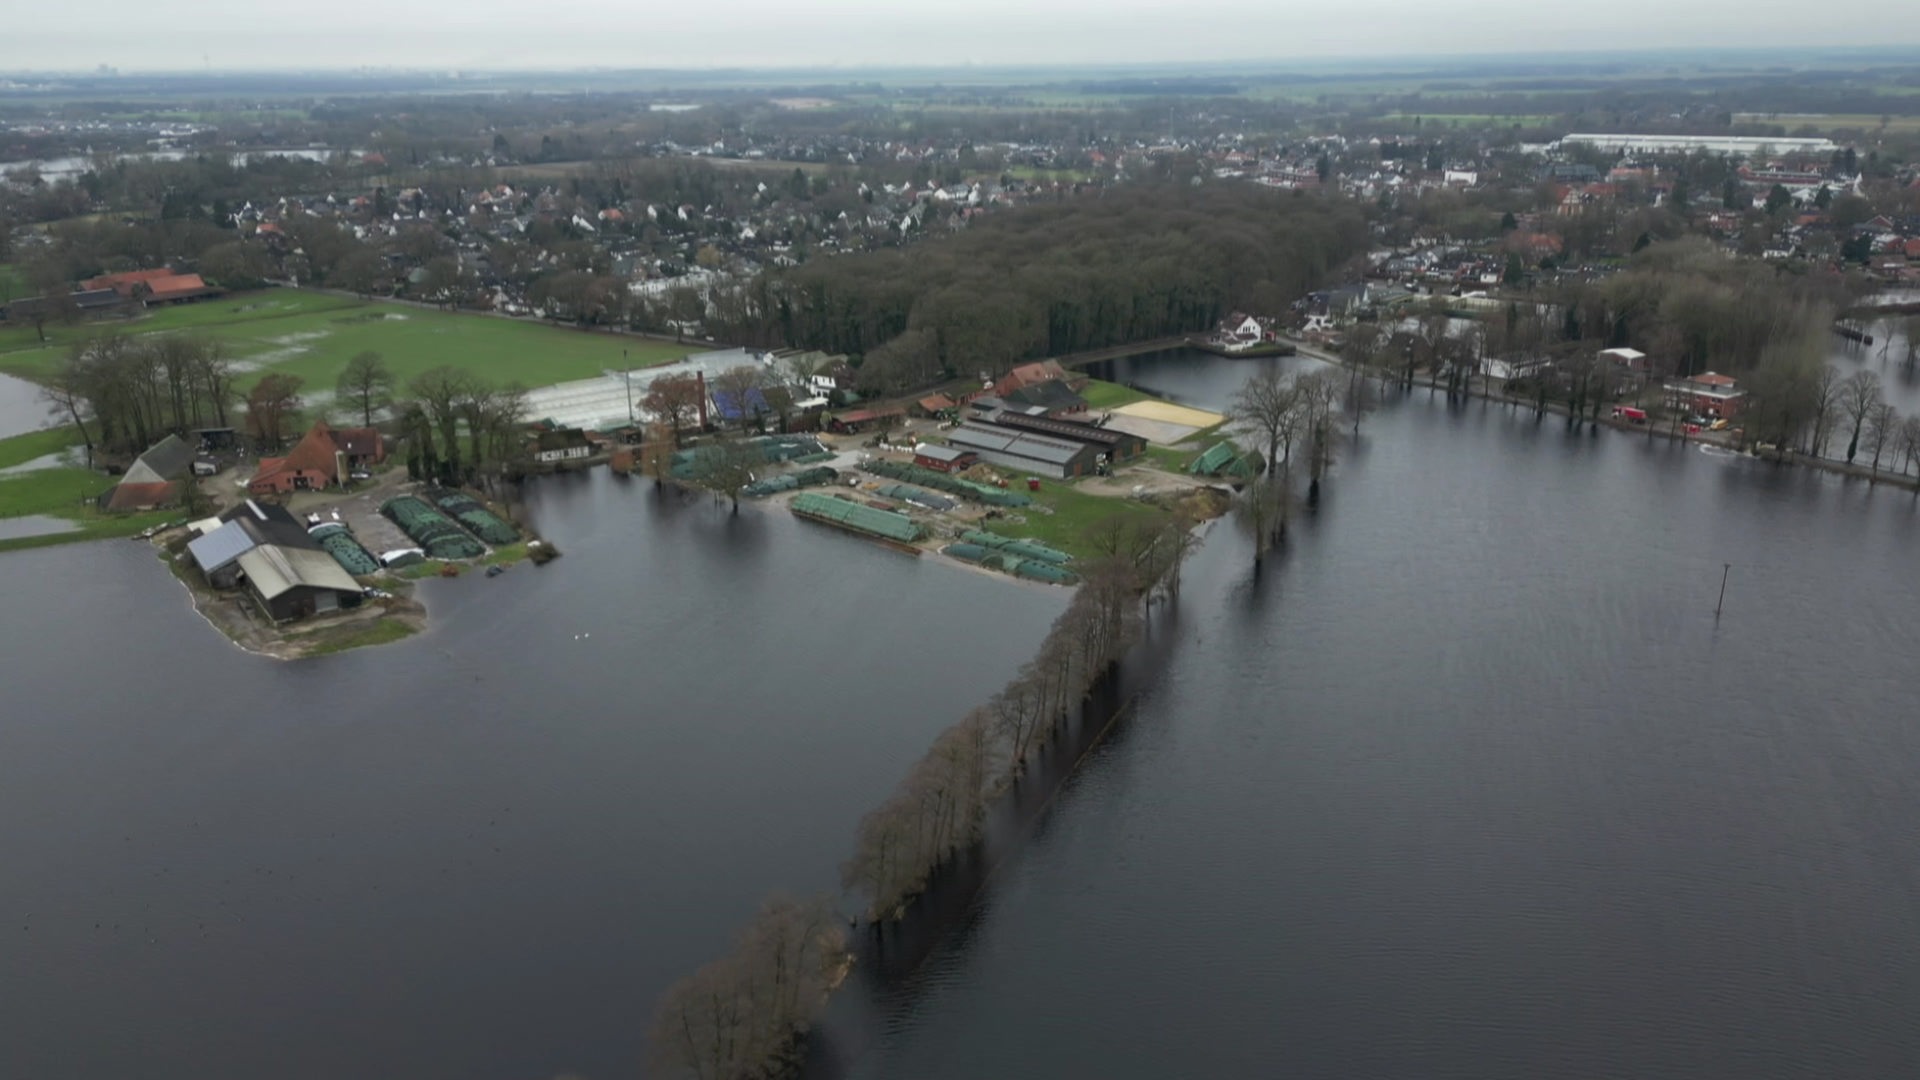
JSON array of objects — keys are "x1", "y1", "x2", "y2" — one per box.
[{"x1": 7, "y1": 0, "x2": 1919, "y2": 72}]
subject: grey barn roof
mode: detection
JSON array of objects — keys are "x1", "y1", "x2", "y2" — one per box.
[
  {"x1": 988, "y1": 411, "x2": 1139, "y2": 448},
  {"x1": 913, "y1": 442, "x2": 973, "y2": 463},
  {"x1": 237, "y1": 544, "x2": 363, "y2": 600},
  {"x1": 187, "y1": 520, "x2": 258, "y2": 574},
  {"x1": 946, "y1": 423, "x2": 1089, "y2": 466},
  {"x1": 123, "y1": 434, "x2": 195, "y2": 485}
]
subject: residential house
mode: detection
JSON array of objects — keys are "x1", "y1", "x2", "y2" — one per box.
[
  {"x1": 1208, "y1": 312, "x2": 1276, "y2": 352},
  {"x1": 534, "y1": 428, "x2": 594, "y2": 463},
  {"x1": 250, "y1": 420, "x2": 380, "y2": 495},
  {"x1": 1600, "y1": 347, "x2": 1649, "y2": 373},
  {"x1": 1664, "y1": 371, "x2": 1747, "y2": 418}
]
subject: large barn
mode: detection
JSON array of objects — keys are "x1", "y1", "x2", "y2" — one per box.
[{"x1": 944, "y1": 422, "x2": 1104, "y2": 479}]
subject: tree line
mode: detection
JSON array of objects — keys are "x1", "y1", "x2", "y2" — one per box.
[
  {"x1": 647, "y1": 514, "x2": 1199, "y2": 1079},
  {"x1": 694, "y1": 182, "x2": 1368, "y2": 394},
  {"x1": 45, "y1": 333, "x2": 239, "y2": 461}
]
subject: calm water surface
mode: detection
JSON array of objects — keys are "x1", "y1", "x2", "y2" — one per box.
[
  {"x1": 0, "y1": 471, "x2": 1065, "y2": 1079},
  {"x1": 824, "y1": 351, "x2": 1920, "y2": 1080},
  {"x1": 0, "y1": 371, "x2": 50, "y2": 440}
]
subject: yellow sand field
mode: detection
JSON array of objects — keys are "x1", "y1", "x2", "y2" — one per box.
[{"x1": 1113, "y1": 400, "x2": 1226, "y2": 429}]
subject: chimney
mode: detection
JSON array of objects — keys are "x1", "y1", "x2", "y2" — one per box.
[{"x1": 696, "y1": 370, "x2": 709, "y2": 430}]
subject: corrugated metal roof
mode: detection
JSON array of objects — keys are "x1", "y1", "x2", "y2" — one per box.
[
  {"x1": 947, "y1": 423, "x2": 1088, "y2": 465},
  {"x1": 238, "y1": 544, "x2": 364, "y2": 600},
  {"x1": 913, "y1": 443, "x2": 971, "y2": 463},
  {"x1": 187, "y1": 520, "x2": 260, "y2": 573}
]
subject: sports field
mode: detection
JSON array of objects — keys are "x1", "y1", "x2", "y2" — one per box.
[{"x1": 0, "y1": 289, "x2": 704, "y2": 393}]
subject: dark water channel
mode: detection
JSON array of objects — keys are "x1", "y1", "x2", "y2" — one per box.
[
  {"x1": 819, "y1": 349, "x2": 1920, "y2": 1080},
  {"x1": 0, "y1": 472, "x2": 1065, "y2": 1079}
]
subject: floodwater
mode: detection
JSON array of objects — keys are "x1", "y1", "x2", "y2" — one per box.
[
  {"x1": 0, "y1": 470, "x2": 1065, "y2": 1080},
  {"x1": 0, "y1": 371, "x2": 50, "y2": 440},
  {"x1": 820, "y1": 349, "x2": 1920, "y2": 1080},
  {"x1": 0, "y1": 514, "x2": 78, "y2": 540},
  {"x1": 1831, "y1": 329, "x2": 1920, "y2": 419}
]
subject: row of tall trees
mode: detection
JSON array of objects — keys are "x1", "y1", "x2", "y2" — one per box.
[
  {"x1": 46, "y1": 333, "x2": 239, "y2": 460},
  {"x1": 648, "y1": 513, "x2": 1198, "y2": 1079},
  {"x1": 395, "y1": 365, "x2": 529, "y2": 485},
  {"x1": 841, "y1": 534, "x2": 1187, "y2": 923},
  {"x1": 646, "y1": 894, "x2": 850, "y2": 1080}
]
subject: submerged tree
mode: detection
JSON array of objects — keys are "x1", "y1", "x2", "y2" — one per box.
[{"x1": 647, "y1": 894, "x2": 848, "y2": 1080}]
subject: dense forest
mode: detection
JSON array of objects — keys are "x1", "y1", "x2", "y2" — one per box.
[{"x1": 705, "y1": 182, "x2": 1368, "y2": 392}]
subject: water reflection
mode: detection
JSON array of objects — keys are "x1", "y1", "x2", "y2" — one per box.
[{"x1": 822, "y1": 351, "x2": 1920, "y2": 1080}]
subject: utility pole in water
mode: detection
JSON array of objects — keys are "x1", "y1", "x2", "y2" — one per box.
[{"x1": 1715, "y1": 563, "x2": 1731, "y2": 618}]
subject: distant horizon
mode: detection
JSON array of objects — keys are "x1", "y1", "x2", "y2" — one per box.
[
  {"x1": 6, "y1": 0, "x2": 1920, "y2": 79},
  {"x1": 4, "y1": 44, "x2": 1920, "y2": 80}
]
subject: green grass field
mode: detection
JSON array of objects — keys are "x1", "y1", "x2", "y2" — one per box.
[
  {"x1": 978, "y1": 471, "x2": 1168, "y2": 561},
  {"x1": 1733, "y1": 112, "x2": 1920, "y2": 133},
  {"x1": 0, "y1": 428, "x2": 174, "y2": 552},
  {"x1": 0, "y1": 263, "x2": 26, "y2": 303},
  {"x1": 1079, "y1": 378, "x2": 1150, "y2": 410},
  {"x1": 0, "y1": 289, "x2": 704, "y2": 395}
]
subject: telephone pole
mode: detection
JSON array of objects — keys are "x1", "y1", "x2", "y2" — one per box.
[{"x1": 1715, "y1": 563, "x2": 1731, "y2": 618}]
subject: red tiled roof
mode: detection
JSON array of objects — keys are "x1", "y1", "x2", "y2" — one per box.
[
  {"x1": 84, "y1": 268, "x2": 176, "y2": 296},
  {"x1": 144, "y1": 273, "x2": 212, "y2": 299},
  {"x1": 918, "y1": 393, "x2": 956, "y2": 412},
  {"x1": 250, "y1": 421, "x2": 345, "y2": 489},
  {"x1": 105, "y1": 480, "x2": 178, "y2": 512},
  {"x1": 329, "y1": 426, "x2": 384, "y2": 459}
]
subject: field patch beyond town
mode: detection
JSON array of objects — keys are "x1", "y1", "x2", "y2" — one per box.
[{"x1": 0, "y1": 289, "x2": 703, "y2": 394}]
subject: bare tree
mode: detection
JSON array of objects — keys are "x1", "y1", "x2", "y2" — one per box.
[
  {"x1": 42, "y1": 349, "x2": 95, "y2": 466},
  {"x1": 1808, "y1": 363, "x2": 1842, "y2": 457},
  {"x1": 1237, "y1": 471, "x2": 1288, "y2": 566},
  {"x1": 690, "y1": 432, "x2": 761, "y2": 513},
  {"x1": 642, "y1": 373, "x2": 705, "y2": 446},
  {"x1": 710, "y1": 364, "x2": 770, "y2": 431},
  {"x1": 336, "y1": 350, "x2": 393, "y2": 428},
  {"x1": 1865, "y1": 402, "x2": 1899, "y2": 476},
  {"x1": 1838, "y1": 369, "x2": 1884, "y2": 464},
  {"x1": 1899, "y1": 415, "x2": 1920, "y2": 480},
  {"x1": 648, "y1": 892, "x2": 850, "y2": 1080},
  {"x1": 407, "y1": 366, "x2": 477, "y2": 481},
  {"x1": 1227, "y1": 367, "x2": 1304, "y2": 473},
  {"x1": 245, "y1": 373, "x2": 305, "y2": 449},
  {"x1": 1296, "y1": 369, "x2": 1342, "y2": 487}
]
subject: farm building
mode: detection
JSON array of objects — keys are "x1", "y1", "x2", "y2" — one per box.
[
  {"x1": 236, "y1": 544, "x2": 365, "y2": 623},
  {"x1": 985, "y1": 412, "x2": 1147, "y2": 462},
  {"x1": 827, "y1": 406, "x2": 906, "y2": 434},
  {"x1": 534, "y1": 428, "x2": 594, "y2": 464},
  {"x1": 945, "y1": 422, "x2": 1104, "y2": 479},
  {"x1": 186, "y1": 500, "x2": 336, "y2": 587},
  {"x1": 249, "y1": 421, "x2": 384, "y2": 495},
  {"x1": 102, "y1": 433, "x2": 195, "y2": 512},
  {"x1": 912, "y1": 443, "x2": 979, "y2": 473}
]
